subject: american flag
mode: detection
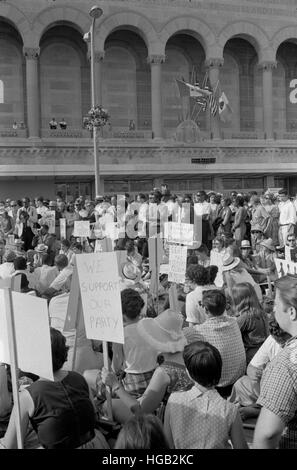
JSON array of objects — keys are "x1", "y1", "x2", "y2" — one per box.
[{"x1": 208, "y1": 90, "x2": 218, "y2": 116}]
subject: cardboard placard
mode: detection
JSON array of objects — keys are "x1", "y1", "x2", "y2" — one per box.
[
  {"x1": 73, "y1": 221, "x2": 90, "y2": 238},
  {"x1": 0, "y1": 290, "x2": 53, "y2": 380},
  {"x1": 210, "y1": 250, "x2": 224, "y2": 288},
  {"x1": 75, "y1": 253, "x2": 124, "y2": 344},
  {"x1": 60, "y1": 218, "x2": 66, "y2": 240},
  {"x1": 44, "y1": 210, "x2": 56, "y2": 234},
  {"x1": 168, "y1": 245, "x2": 187, "y2": 284},
  {"x1": 164, "y1": 222, "x2": 194, "y2": 246},
  {"x1": 275, "y1": 258, "x2": 297, "y2": 277}
]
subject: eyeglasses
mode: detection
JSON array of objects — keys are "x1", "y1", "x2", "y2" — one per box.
[
  {"x1": 252, "y1": 231, "x2": 262, "y2": 234},
  {"x1": 10, "y1": 204, "x2": 17, "y2": 207},
  {"x1": 288, "y1": 239, "x2": 296, "y2": 242}
]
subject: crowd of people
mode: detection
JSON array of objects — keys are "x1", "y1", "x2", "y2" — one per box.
[{"x1": 0, "y1": 183, "x2": 296, "y2": 449}]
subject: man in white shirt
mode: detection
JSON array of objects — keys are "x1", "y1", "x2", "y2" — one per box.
[
  {"x1": 278, "y1": 189, "x2": 296, "y2": 247},
  {"x1": 194, "y1": 191, "x2": 212, "y2": 250},
  {"x1": 16, "y1": 197, "x2": 38, "y2": 228}
]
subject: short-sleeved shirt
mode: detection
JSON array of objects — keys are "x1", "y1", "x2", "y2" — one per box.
[
  {"x1": 257, "y1": 337, "x2": 297, "y2": 448},
  {"x1": 185, "y1": 285, "x2": 215, "y2": 325},
  {"x1": 166, "y1": 386, "x2": 238, "y2": 449},
  {"x1": 183, "y1": 316, "x2": 246, "y2": 387},
  {"x1": 49, "y1": 267, "x2": 73, "y2": 292}
]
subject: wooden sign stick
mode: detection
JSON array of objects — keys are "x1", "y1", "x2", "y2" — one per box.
[
  {"x1": 4, "y1": 288, "x2": 23, "y2": 449},
  {"x1": 267, "y1": 274, "x2": 273, "y2": 298},
  {"x1": 103, "y1": 341, "x2": 113, "y2": 421}
]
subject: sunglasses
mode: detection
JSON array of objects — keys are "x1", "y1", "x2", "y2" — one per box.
[{"x1": 288, "y1": 239, "x2": 296, "y2": 242}]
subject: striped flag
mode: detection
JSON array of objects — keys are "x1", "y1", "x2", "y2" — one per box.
[{"x1": 206, "y1": 79, "x2": 219, "y2": 116}]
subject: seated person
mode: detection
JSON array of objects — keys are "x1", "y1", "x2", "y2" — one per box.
[
  {"x1": 164, "y1": 341, "x2": 248, "y2": 449},
  {"x1": 0, "y1": 251, "x2": 16, "y2": 279},
  {"x1": 34, "y1": 254, "x2": 59, "y2": 295},
  {"x1": 228, "y1": 319, "x2": 291, "y2": 421},
  {"x1": 0, "y1": 328, "x2": 109, "y2": 449},
  {"x1": 59, "y1": 118, "x2": 67, "y2": 130},
  {"x1": 98, "y1": 310, "x2": 193, "y2": 424},
  {"x1": 43, "y1": 254, "x2": 72, "y2": 299},
  {"x1": 84, "y1": 289, "x2": 158, "y2": 398}
]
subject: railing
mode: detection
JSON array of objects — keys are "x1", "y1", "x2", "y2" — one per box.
[
  {"x1": 41, "y1": 129, "x2": 90, "y2": 138},
  {"x1": 0, "y1": 129, "x2": 27, "y2": 138}
]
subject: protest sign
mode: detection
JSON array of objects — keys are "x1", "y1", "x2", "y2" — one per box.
[
  {"x1": 73, "y1": 220, "x2": 90, "y2": 238},
  {"x1": 275, "y1": 258, "x2": 297, "y2": 277},
  {"x1": 168, "y1": 245, "x2": 187, "y2": 284},
  {"x1": 60, "y1": 218, "x2": 66, "y2": 240},
  {"x1": 75, "y1": 252, "x2": 124, "y2": 344},
  {"x1": 164, "y1": 222, "x2": 194, "y2": 246},
  {"x1": 210, "y1": 250, "x2": 224, "y2": 288},
  {"x1": 0, "y1": 290, "x2": 53, "y2": 380},
  {"x1": 95, "y1": 238, "x2": 113, "y2": 253},
  {"x1": 44, "y1": 210, "x2": 56, "y2": 234}
]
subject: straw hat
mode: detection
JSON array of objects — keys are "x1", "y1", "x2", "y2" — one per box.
[
  {"x1": 35, "y1": 243, "x2": 48, "y2": 253},
  {"x1": 240, "y1": 240, "x2": 251, "y2": 249},
  {"x1": 122, "y1": 262, "x2": 141, "y2": 283},
  {"x1": 260, "y1": 238, "x2": 275, "y2": 252},
  {"x1": 251, "y1": 224, "x2": 263, "y2": 233},
  {"x1": 137, "y1": 309, "x2": 187, "y2": 353},
  {"x1": 222, "y1": 253, "x2": 240, "y2": 271}
]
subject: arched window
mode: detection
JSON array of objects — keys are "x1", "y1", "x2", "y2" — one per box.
[{"x1": 0, "y1": 80, "x2": 3, "y2": 103}]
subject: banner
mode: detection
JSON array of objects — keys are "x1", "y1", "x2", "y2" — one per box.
[
  {"x1": 275, "y1": 258, "x2": 297, "y2": 277},
  {"x1": 73, "y1": 221, "x2": 90, "y2": 238},
  {"x1": 0, "y1": 291, "x2": 53, "y2": 380},
  {"x1": 75, "y1": 252, "x2": 124, "y2": 343},
  {"x1": 168, "y1": 245, "x2": 187, "y2": 284}
]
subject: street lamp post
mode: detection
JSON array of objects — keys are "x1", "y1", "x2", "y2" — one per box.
[{"x1": 89, "y1": 6, "x2": 103, "y2": 196}]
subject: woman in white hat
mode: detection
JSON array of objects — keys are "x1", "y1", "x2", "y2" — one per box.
[
  {"x1": 101, "y1": 309, "x2": 193, "y2": 424},
  {"x1": 222, "y1": 253, "x2": 262, "y2": 303}
]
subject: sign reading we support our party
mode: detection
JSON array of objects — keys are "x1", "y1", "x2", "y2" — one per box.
[
  {"x1": 168, "y1": 245, "x2": 188, "y2": 284},
  {"x1": 75, "y1": 252, "x2": 124, "y2": 344}
]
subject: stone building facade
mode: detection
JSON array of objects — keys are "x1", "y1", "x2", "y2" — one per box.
[{"x1": 1, "y1": 0, "x2": 297, "y2": 199}]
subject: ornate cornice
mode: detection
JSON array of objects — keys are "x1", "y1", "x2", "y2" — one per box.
[
  {"x1": 204, "y1": 58, "x2": 224, "y2": 69},
  {"x1": 23, "y1": 47, "x2": 40, "y2": 60},
  {"x1": 258, "y1": 61, "x2": 277, "y2": 71},
  {"x1": 147, "y1": 54, "x2": 166, "y2": 65}
]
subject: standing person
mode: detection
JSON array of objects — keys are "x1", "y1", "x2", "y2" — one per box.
[
  {"x1": 250, "y1": 196, "x2": 269, "y2": 234},
  {"x1": 194, "y1": 191, "x2": 212, "y2": 251},
  {"x1": 16, "y1": 197, "x2": 38, "y2": 229},
  {"x1": 164, "y1": 341, "x2": 248, "y2": 449},
  {"x1": 15, "y1": 211, "x2": 35, "y2": 252},
  {"x1": 232, "y1": 283, "x2": 269, "y2": 364},
  {"x1": 183, "y1": 290, "x2": 246, "y2": 398},
  {"x1": 253, "y1": 275, "x2": 297, "y2": 449},
  {"x1": 232, "y1": 196, "x2": 247, "y2": 246},
  {"x1": 32, "y1": 224, "x2": 57, "y2": 265},
  {"x1": 36, "y1": 196, "x2": 49, "y2": 220},
  {"x1": 65, "y1": 202, "x2": 80, "y2": 240},
  {"x1": 262, "y1": 193, "x2": 279, "y2": 245},
  {"x1": 278, "y1": 189, "x2": 296, "y2": 248},
  {"x1": 0, "y1": 211, "x2": 13, "y2": 237},
  {"x1": 217, "y1": 196, "x2": 232, "y2": 238},
  {"x1": 8, "y1": 200, "x2": 18, "y2": 229}
]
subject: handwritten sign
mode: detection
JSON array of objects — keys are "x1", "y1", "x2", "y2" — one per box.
[
  {"x1": 164, "y1": 222, "x2": 194, "y2": 246},
  {"x1": 44, "y1": 211, "x2": 56, "y2": 234},
  {"x1": 73, "y1": 221, "x2": 90, "y2": 238},
  {"x1": 75, "y1": 253, "x2": 124, "y2": 343},
  {"x1": 210, "y1": 250, "x2": 224, "y2": 288},
  {"x1": 168, "y1": 245, "x2": 187, "y2": 284},
  {"x1": 0, "y1": 291, "x2": 53, "y2": 380},
  {"x1": 60, "y1": 218, "x2": 66, "y2": 240},
  {"x1": 275, "y1": 258, "x2": 297, "y2": 277}
]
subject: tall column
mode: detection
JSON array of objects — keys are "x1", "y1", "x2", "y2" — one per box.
[
  {"x1": 259, "y1": 61, "x2": 277, "y2": 140},
  {"x1": 23, "y1": 47, "x2": 40, "y2": 139},
  {"x1": 148, "y1": 54, "x2": 165, "y2": 139},
  {"x1": 205, "y1": 58, "x2": 224, "y2": 140}
]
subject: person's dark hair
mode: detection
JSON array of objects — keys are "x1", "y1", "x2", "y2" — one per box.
[
  {"x1": 196, "y1": 243, "x2": 209, "y2": 255},
  {"x1": 232, "y1": 282, "x2": 263, "y2": 318},
  {"x1": 187, "y1": 255, "x2": 198, "y2": 266},
  {"x1": 114, "y1": 414, "x2": 169, "y2": 450},
  {"x1": 13, "y1": 256, "x2": 27, "y2": 271},
  {"x1": 208, "y1": 265, "x2": 218, "y2": 284},
  {"x1": 268, "y1": 319, "x2": 291, "y2": 346},
  {"x1": 72, "y1": 242, "x2": 82, "y2": 251},
  {"x1": 186, "y1": 264, "x2": 209, "y2": 286},
  {"x1": 222, "y1": 197, "x2": 231, "y2": 206},
  {"x1": 41, "y1": 224, "x2": 49, "y2": 231},
  {"x1": 42, "y1": 253, "x2": 52, "y2": 266},
  {"x1": 0, "y1": 238, "x2": 6, "y2": 246},
  {"x1": 121, "y1": 288, "x2": 144, "y2": 320},
  {"x1": 54, "y1": 254, "x2": 68, "y2": 269},
  {"x1": 61, "y1": 239, "x2": 71, "y2": 249},
  {"x1": 278, "y1": 189, "x2": 288, "y2": 196},
  {"x1": 125, "y1": 240, "x2": 135, "y2": 254},
  {"x1": 50, "y1": 328, "x2": 69, "y2": 372},
  {"x1": 19, "y1": 273, "x2": 29, "y2": 290},
  {"x1": 19, "y1": 210, "x2": 29, "y2": 220},
  {"x1": 37, "y1": 196, "x2": 44, "y2": 203},
  {"x1": 202, "y1": 289, "x2": 226, "y2": 316},
  {"x1": 235, "y1": 195, "x2": 245, "y2": 207},
  {"x1": 183, "y1": 341, "x2": 222, "y2": 388}
]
